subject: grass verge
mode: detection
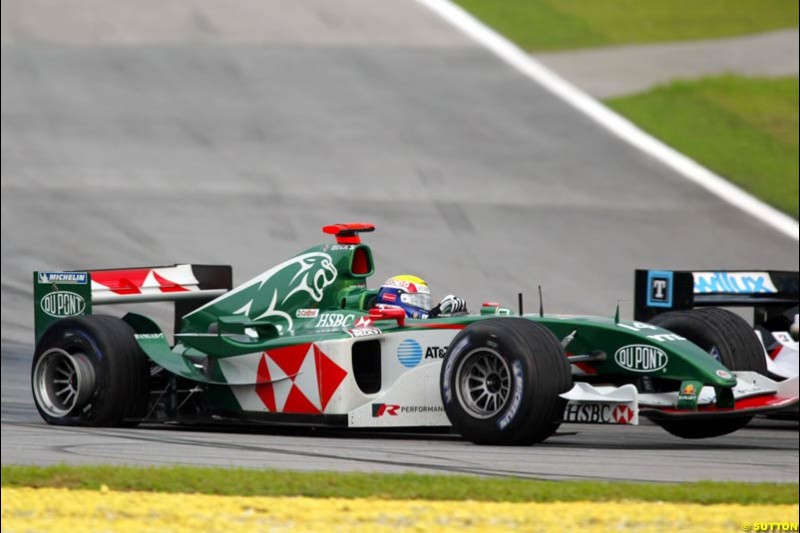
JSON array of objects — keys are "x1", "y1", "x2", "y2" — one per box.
[
  {"x1": 606, "y1": 75, "x2": 799, "y2": 218},
  {"x1": 453, "y1": 0, "x2": 799, "y2": 51},
  {"x1": 2, "y1": 465, "x2": 797, "y2": 504}
]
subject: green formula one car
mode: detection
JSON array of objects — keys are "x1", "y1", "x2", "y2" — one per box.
[{"x1": 31, "y1": 223, "x2": 798, "y2": 444}]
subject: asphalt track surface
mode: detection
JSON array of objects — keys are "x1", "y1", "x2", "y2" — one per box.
[{"x1": 2, "y1": 1, "x2": 798, "y2": 482}]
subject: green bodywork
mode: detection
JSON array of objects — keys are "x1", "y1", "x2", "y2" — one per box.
[
  {"x1": 33, "y1": 238, "x2": 739, "y2": 413},
  {"x1": 33, "y1": 271, "x2": 92, "y2": 344},
  {"x1": 179, "y1": 244, "x2": 374, "y2": 337},
  {"x1": 142, "y1": 239, "x2": 736, "y2": 392}
]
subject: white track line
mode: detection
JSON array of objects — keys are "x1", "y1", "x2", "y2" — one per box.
[{"x1": 417, "y1": 0, "x2": 799, "y2": 241}]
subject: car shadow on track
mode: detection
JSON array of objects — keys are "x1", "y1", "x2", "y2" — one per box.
[
  {"x1": 130, "y1": 421, "x2": 797, "y2": 452},
  {"x1": 139, "y1": 422, "x2": 464, "y2": 442}
]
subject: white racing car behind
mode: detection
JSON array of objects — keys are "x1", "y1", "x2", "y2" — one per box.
[{"x1": 635, "y1": 269, "x2": 799, "y2": 414}]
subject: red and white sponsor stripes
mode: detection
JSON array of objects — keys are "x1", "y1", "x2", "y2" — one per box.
[
  {"x1": 769, "y1": 345, "x2": 783, "y2": 360},
  {"x1": 255, "y1": 343, "x2": 348, "y2": 414},
  {"x1": 89, "y1": 265, "x2": 203, "y2": 302},
  {"x1": 612, "y1": 405, "x2": 634, "y2": 424}
]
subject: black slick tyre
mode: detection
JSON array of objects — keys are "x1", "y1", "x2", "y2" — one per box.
[
  {"x1": 650, "y1": 308, "x2": 765, "y2": 439},
  {"x1": 31, "y1": 315, "x2": 150, "y2": 427},
  {"x1": 650, "y1": 307, "x2": 766, "y2": 374},
  {"x1": 440, "y1": 318, "x2": 572, "y2": 445}
]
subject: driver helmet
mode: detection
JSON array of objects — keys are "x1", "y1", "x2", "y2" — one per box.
[{"x1": 376, "y1": 275, "x2": 432, "y2": 318}]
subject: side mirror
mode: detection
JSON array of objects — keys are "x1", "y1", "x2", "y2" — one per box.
[{"x1": 369, "y1": 307, "x2": 406, "y2": 327}]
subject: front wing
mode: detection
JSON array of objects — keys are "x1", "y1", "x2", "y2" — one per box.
[{"x1": 560, "y1": 372, "x2": 799, "y2": 425}]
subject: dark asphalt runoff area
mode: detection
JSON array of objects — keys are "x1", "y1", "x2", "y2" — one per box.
[{"x1": 2, "y1": 1, "x2": 798, "y2": 482}]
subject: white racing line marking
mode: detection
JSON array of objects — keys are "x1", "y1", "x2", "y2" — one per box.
[{"x1": 416, "y1": 0, "x2": 799, "y2": 241}]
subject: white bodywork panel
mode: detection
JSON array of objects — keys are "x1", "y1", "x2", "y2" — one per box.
[
  {"x1": 220, "y1": 328, "x2": 459, "y2": 427},
  {"x1": 560, "y1": 384, "x2": 639, "y2": 425},
  {"x1": 756, "y1": 330, "x2": 799, "y2": 380}
]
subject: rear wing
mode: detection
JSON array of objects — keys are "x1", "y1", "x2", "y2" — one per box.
[
  {"x1": 34, "y1": 265, "x2": 231, "y2": 342},
  {"x1": 634, "y1": 269, "x2": 799, "y2": 324}
]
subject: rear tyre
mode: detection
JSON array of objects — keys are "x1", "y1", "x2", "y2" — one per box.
[
  {"x1": 31, "y1": 315, "x2": 150, "y2": 427},
  {"x1": 440, "y1": 318, "x2": 572, "y2": 445},
  {"x1": 650, "y1": 308, "x2": 764, "y2": 439}
]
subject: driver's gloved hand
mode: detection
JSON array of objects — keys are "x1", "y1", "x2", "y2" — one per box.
[{"x1": 430, "y1": 295, "x2": 468, "y2": 318}]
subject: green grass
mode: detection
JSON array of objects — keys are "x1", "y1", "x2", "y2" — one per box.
[
  {"x1": 606, "y1": 75, "x2": 799, "y2": 218},
  {"x1": 454, "y1": 0, "x2": 799, "y2": 51},
  {"x1": 2, "y1": 465, "x2": 797, "y2": 505}
]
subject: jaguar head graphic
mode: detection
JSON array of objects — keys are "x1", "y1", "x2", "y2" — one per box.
[{"x1": 182, "y1": 252, "x2": 340, "y2": 334}]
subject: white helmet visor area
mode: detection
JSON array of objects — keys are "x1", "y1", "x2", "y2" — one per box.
[{"x1": 400, "y1": 292, "x2": 432, "y2": 311}]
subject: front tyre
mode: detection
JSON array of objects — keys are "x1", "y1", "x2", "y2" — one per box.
[
  {"x1": 650, "y1": 308, "x2": 767, "y2": 374},
  {"x1": 31, "y1": 315, "x2": 150, "y2": 427},
  {"x1": 440, "y1": 318, "x2": 572, "y2": 445},
  {"x1": 650, "y1": 308, "x2": 765, "y2": 439}
]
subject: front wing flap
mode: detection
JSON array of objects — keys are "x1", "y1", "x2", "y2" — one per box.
[
  {"x1": 640, "y1": 373, "x2": 798, "y2": 421},
  {"x1": 559, "y1": 373, "x2": 798, "y2": 425}
]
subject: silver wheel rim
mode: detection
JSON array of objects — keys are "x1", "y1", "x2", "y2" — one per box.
[
  {"x1": 33, "y1": 348, "x2": 94, "y2": 418},
  {"x1": 454, "y1": 348, "x2": 512, "y2": 419}
]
